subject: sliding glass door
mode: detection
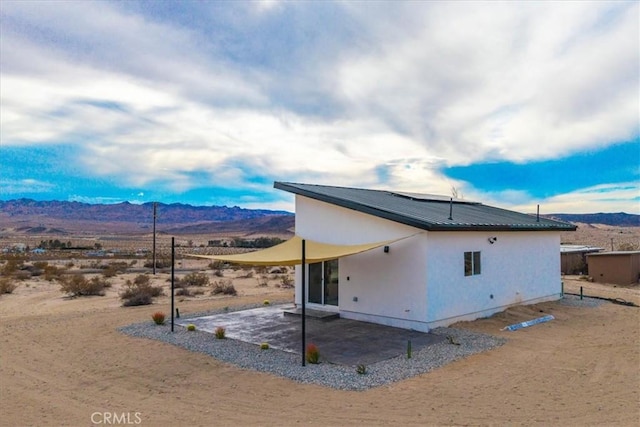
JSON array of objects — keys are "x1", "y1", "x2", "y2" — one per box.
[{"x1": 308, "y1": 259, "x2": 338, "y2": 306}]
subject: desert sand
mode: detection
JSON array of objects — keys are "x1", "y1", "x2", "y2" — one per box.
[{"x1": 0, "y1": 269, "x2": 638, "y2": 426}]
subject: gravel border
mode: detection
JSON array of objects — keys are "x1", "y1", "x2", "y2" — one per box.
[{"x1": 119, "y1": 296, "x2": 603, "y2": 391}]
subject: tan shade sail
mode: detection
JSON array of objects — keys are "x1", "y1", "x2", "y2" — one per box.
[{"x1": 188, "y1": 235, "x2": 407, "y2": 266}]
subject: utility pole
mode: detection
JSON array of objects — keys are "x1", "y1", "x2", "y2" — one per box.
[{"x1": 153, "y1": 202, "x2": 157, "y2": 275}]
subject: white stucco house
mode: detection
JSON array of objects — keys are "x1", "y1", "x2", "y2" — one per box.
[{"x1": 274, "y1": 182, "x2": 576, "y2": 332}]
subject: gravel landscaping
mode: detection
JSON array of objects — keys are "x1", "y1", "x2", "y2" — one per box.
[{"x1": 119, "y1": 296, "x2": 603, "y2": 391}]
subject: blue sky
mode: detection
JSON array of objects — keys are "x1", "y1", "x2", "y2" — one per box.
[{"x1": 1, "y1": 1, "x2": 638, "y2": 213}]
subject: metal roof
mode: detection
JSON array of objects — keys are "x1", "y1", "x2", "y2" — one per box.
[{"x1": 274, "y1": 182, "x2": 577, "y2": 232}]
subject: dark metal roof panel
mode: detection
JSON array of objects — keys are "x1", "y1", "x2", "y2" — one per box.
[{"x1": 274, "y1": 182, "x2": 577, "y2": 232}]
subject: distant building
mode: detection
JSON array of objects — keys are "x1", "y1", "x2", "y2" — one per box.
[
  {"x1": 587, "y1": 251, "x2": 640, "y2": 285},
  {"x1": 560, "y1": 245, "x2": 603, "y2": 274}
]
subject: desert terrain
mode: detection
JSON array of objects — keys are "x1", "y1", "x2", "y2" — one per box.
[{"x1": 0, "y1": 222, "x2": 639, "y2": 426}]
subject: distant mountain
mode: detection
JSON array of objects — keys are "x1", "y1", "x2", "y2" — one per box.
[
  {"x1": 0, "y1": 198, "x2": 292, "y2": 224},
  {"x1": 549, "y1": 212, "x2": 639, "y2": 227}
]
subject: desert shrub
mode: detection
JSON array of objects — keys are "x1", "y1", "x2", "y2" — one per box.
[
  {"x1": 102, "y1": 266, "x2": 118, "y2": 278},
  {"x1": 356, "y1": 364, "x2": 367, "y2": 375},
  {"x1": 33, "y1": 261, "x2": 49, "y2": 270},
  {"x1": 120, "y1": 278, "x2": 163, "y2": 306},
  {"x1": 134, "y1": 274, "x2": 151, "y2": 286},
  {"x1": 191, "y1": 288, "x2": 205, "y2": 296},
  {"x1": 60, "y1": 274, "x2": 109, "y2": 297},
  {"x1": 211, "y1": 280, "x2": 237, "y2": 296},
  {"x1": 43, "y1": 265, "x2": 65, "y2": 281},
  {"x1": 1, "y1": 259, "x2": 21, "y2": 276},
  {"x1": 213, "y1": 269, "x2": 224, "y2": 278},
  {"x1": 14, "y1": 270, "x2": 32, "y2": 281},
  {"x1": 254, "y1": 265, "x2": 268, "y2": 274},
  {"x1": 180, "y1": 272, "x2": 210, "y2": 287},
  {"x1": 214, "y1": 326, "x2": 226, "y2": 339},
  {"x1": 260, "y1": 342, "x2": 269, "y2": 350},
  {"x1": 208, "y1": 260, "x2": 226, "y2": 270},
  {"x1": 306, "y1": 343, "x2": 319, "y2": 364},
  {"x1": 237, "y1": 269, "x2": 254, "y2": 279},
  {"x1": 0, "y1": 278, "x2": 17, "y2": 294},
  {"x1": 144, "y1": 256, "x2": 172, "y2": 269},
  {"x1": 256, "y1": 276, "x2": 269, "y2": 287},
  {"x1": 123, "y1": 293, "x2": 152, "y2": 307},
  {"x1": 279, "y1": 275, "x2": 294, "y2": 289},
  {"x1": 151, "y1": 312, "x2": 166, "y2": 325},
  {"x1": 187, "y1": 324, "x2": 196, "y2": 331},
  {"x1": 175, "y1": 287, "x2": 192, "y2": 297}
]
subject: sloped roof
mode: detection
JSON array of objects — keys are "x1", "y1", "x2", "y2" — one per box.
[{"x1": 274, "y1": 182, "x2": 577, "y2": 232}]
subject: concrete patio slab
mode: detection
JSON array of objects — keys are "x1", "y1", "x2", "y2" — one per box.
[{"x1": 176, "y1": 305, "x2": 446, "y2": 365}]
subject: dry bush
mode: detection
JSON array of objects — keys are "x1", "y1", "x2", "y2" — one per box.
[
  {"x1": 60, "y1": 274, "x2": 110, "y2": 297},
  {"x1": 120, "y1": 278, "x2": 163, "y2": 306},
  {"x1": 175, "y1": 287, "x2": 192, "y2": 297},
  {"x1": 180, "y1": 272, "x2": 210, "y2": 287},
  {"x1": 1, "y1": 259, "x2": 22, "y2": 276},
  {"x1": 133, "y1": 274, "x2": 151, "y2": 286},
  {"x1": 279, "y1": 274, "x2": 294, "y2": 289},
  {"x1": 211, "y1": 280, "x2": 237, "y2": 296},
  {"x1": 14, "y1": 270, "x2": 32, "y2": 281},
  {"x1": 43, "y1": 265, "x2": 65, "y2": 281},
  {"x1": 237, "y1": 269, "x2": 254, "y2": 279},
  {"x1": 256, "y1": 276, "x2": 269, "y2": 287},
  {"x1": 0, "y1": 278, "x2": 17, "y2": 295}
]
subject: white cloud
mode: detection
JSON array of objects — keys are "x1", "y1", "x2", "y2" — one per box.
[
  {"x1": 511, "y1": 183, "x2": 640, "y2": 215},
  {"x1": 0, "y1": 1, "x2": 637, "y2": 212}
]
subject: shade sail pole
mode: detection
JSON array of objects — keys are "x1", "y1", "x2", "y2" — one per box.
[{"x1": 301, "y1": 239, "x2": 306, "y2": 367}]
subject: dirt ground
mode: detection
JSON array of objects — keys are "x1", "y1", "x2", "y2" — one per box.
[{"x1": 0, "y1": 268, "x2": 638, "y2": 426}]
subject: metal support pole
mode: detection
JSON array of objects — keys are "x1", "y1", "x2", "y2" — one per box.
[
  {"x1": 301, "y1": 239, "x2": 306, "y2": 367},
  {"x1": 171, "y1": 236, "x2": 175, "y2": 332},
  {"x1": 153, "y1": 202, "x2": 157, "y2": 275}
]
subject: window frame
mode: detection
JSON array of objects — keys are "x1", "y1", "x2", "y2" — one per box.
[{"x1": 464, "y1": 251, "x2": 482, "y2": 276}]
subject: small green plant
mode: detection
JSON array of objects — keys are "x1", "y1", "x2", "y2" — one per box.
[
  {"x1": 151, "y1": 312, "x2": 166, "y2": 325},
  {"x1": 356, "y1": 364, "x2": 367, "y2": 375},
  {"x1": 263, "y1": 299, "x2": 270, "y2": 305},
  {"x1": 260, "y1": 342, "x2": 269, "y2": 350},
  {"x1": 187, "y1": 324, "x2": 196, "y2": 331},
  {"x1": 214, "y1": 326, "x2": 226, "y2": 339},
  {"x1": 306, "y1": 343, "x2": 319, "y2": 364}
]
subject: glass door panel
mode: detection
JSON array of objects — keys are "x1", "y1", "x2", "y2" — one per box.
[
  {"x1": 324, "y1": 259, "x2": 339, "y2": 306},
  {"x1": 308, "y1": 262, "x2": 322, "y2": 304}
]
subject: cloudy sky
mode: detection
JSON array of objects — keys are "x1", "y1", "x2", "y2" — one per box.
[{"x1": 1, "y1": 0, "x2": 638, "y2": 213}]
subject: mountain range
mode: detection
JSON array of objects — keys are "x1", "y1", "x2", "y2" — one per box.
[{"x1": 0, "y1": 199, "x2": 637, "y2": 236}]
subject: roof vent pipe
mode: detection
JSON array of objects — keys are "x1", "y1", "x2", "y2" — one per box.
[
  {"x1": 449, "y1": 198, "x2": 453, "y2": 220},
  {"x1": 536, "y1": 205, "x2": 540, "y2": 222}
]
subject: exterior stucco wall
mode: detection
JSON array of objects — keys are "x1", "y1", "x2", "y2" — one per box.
[
  {"x1": 294, "y1": 196, "x2": 428, "y2": 330},
  {"x1": 424, "y1": 231, "x2": 562, "y2": 328},
  {"x1": 293, "y1": 195, "x2": 563, "y2": 331}
]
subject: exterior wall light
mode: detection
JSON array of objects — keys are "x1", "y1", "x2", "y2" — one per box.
[
  {"x1": 383, "y1": 245, "x2": 390, "y2": 253},
  {"x1": 488, "y1": 237, "x2": 497, "y2": 244}
]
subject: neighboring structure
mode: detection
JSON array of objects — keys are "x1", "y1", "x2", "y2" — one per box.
[
  {"x1": 560, "y1": 245, "x2": 603, "y2": 275},
  {"x1": 274, "y1": 182, "x2": 576, "y2": 332},
  {"x1": 587, "y1": 251, "x2": 640, "y2": 285}
]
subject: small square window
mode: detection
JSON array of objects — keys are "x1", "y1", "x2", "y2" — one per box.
[{"x1": 464, "y1": 251, "x2": 481, "y2": 276}]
